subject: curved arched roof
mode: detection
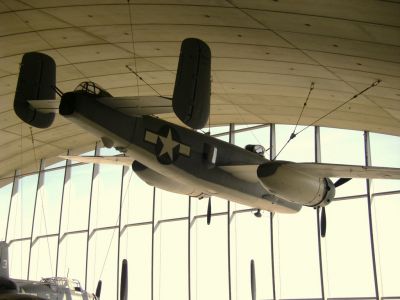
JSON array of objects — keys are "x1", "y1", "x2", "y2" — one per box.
[{"x1": 0, "y1": 0, "x2": 399, "y2": 179}]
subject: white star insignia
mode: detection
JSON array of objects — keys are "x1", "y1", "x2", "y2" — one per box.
[{"x1": 158, "y1": 129, "x2": 179, "y2": 160}]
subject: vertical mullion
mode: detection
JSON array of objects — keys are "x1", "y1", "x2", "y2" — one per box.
[
  {"x1": 269, "y1": 123, "x2": 277, "y2": 300},
  {"x1": 85, "y1": 143, "x2": 99, "y2": 290},
  {"x1": 55, "y1": 153, "x2": 70, "y2": 277},
  {"x1": 364, "y1": 131, "x2": 380, "y2": 299},
  {"x1": 315, "y1": 126, "x2": 325, "y2": 300},
  {"x1": 27, "y1": 159, "x2": 44, "y2": 280},
  {"x1": 116, "y1": 166, "x2": 128, "y2": 300},
  {"x1": 4, "y1": 170, "x2": 18, "y2": 242},
  {"x1": 227, "y1": 123, "x2": 234, "y2": 300}
]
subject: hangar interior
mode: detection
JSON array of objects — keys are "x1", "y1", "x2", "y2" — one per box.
[{"x1": 0, "y1": 1, "x2": 399, "y2": 299}]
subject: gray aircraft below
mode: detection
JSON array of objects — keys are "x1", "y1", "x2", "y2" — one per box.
[
  {"x1": 11, "y1": 38, "x2": 400, "y2": 239},
  {"x1": 0, "y1": 242, "x2": 127, "y2": 300}
]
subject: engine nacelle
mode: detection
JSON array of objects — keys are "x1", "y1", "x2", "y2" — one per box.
[
  {"x1": 132, "y1": 161, "x2": 203, "y2": 197},
  {"x1": 257, "y1": 161, "x2": 335, "y2": 207}
]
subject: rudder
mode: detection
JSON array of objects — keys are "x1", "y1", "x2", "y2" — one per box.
[
  {"x1": 14, "y1": 52, "x2": 56, "y2": 128},
  {"x1": 173, "y1": 38, "x2": 211, "y2": 129}
]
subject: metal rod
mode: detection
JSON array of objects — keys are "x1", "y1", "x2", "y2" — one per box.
[
  {"x1": 27, "y1": 159, "x2": 44, "y2": 280},
  {"x1": 55, "y1": 153, "x2": 70, "y2": 277},
  {"x1": 315, "y1": 126, "x2": 325, "y2": 300},
  {"x1": 364, "y1": 131, "x2": 380, "y2": 299},
  {"x1": 269, "y1": 123, "x2": 277, "y2": 300},
  {"x1": 117, "y1": 166, "x2": 127, "y2": 300},
  {"x1": 188, "y1": 196, "x2": 191, "y2": 300},
  {"x1": 85, "y1": 143, "x2": 99, "y2": 290},
  {"x1": 151, "y1": 187, "x2": 156, "y2": 300}
]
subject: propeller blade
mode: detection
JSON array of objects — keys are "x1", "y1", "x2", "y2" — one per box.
[
  {"x1": 207, "y1": 198, "x2": 212, "y2": 225},
  {"x1": 95, "y1": 280, "x2": 102, "y2": 299},
  {"x1": 120, "y1": 259, "x2": 128, "y2": 300},
  {"x1": 250, "y1": 259, "x2": 256, "y2": 300},
  {"x1": 320, "y1": 207, "x2": 327, "y2": 238},
  {"x1": 334, "y1": 177, "x2": 351, "y2": 187}
]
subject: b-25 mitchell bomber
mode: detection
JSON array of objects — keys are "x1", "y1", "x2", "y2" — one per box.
[{"x1": 13, "y1": 38, "x2": 400, "y2": 237}]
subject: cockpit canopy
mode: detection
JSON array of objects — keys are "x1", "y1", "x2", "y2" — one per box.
[{"x1": 74, "y1": 81, "x2": 112, "y2": 97}]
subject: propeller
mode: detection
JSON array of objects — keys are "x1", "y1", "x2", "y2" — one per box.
[
  {"x1": 319, "y1": 178, "x2": 351, "y2": 238},
  {"x1": 207, "y1": 198, "x2": 212, "y2": 225},
  {"x1": 95, "y1": 280, "x2": 102, "y2": 299},
  {"x1": 120, "y1": 259, "x2": 128, "y2": 300},
  {"x1": 320, "y1": 207, "x2": 327, "y2": 238},
  {"x1": 250, "y1": 259, "x2": 256, "y2": 300},
  {"x1": 334, "y1": 177, "x2": 351, "y2": 188}
]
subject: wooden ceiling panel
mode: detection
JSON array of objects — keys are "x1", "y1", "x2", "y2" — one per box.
[{"x1": 0, "y1": 0, "x2": 399, "y2": 179}]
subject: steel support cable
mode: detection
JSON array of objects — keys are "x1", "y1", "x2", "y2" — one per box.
[
  {"x1": 273, "y1": 80, "x2": 381, "y2": 160},
  {"x1": 273, "y1": 82, "x2": 314, "y2": 160}
]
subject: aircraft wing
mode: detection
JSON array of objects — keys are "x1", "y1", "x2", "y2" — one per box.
[
  {"x1": 220, "y1": 162, "x2": 400, "y2": 182},
  {"x1": 59, "y1": 155, "x2": 134, "y2": 166},
  {"x1": 290, "y1": 163, "x2": 400, "y2": 179},
  {"x1": 28, "y1": 95, "x2": 173, "y2": 116}
]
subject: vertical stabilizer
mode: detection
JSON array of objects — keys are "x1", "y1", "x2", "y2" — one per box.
[{"x1": 0, "y1": 242, "x2": 9, "y2": 278}]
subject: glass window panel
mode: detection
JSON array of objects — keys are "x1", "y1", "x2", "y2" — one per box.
[
  {"x1": 370, "y1": 133, "x2": 400, "y2": 193},
  {"x1": 0, "y1": 182, "x2": 13, "y2": 240},
  {"x1": 321, "y1": 127, "x2": 366, "y2": 197},
  {"x1": 274, "y1": 208, "x2": 321, "y2": 298},
  {"x1": 33, "y1": 168, "x2": 65, "y2": 237},
  {"x1": 320, "y1": 127, "x2": 364, "y2": 165},
  {"x1": 235, "y1": 124, "x2": 263, "y2": 131},
  {"x1": 210, "y1": 125, "x2": 229, "y2": 135},
  {"x1": 234, "y1": 126, "x2": 269, "y2": 151},
  {"x1": 87, "y1": 229, "x2": 118, "y2": 299},
  {"x1": 91, "y1": 163, "x2": 123, "y2": 228},
  {"x1": 60, "y1": 163, "x2": 92, "y2": 234},
  {"x1": 155, "y1": 189, "x2": 188, "y2": 220},
  {"x1": 154, "y1": 220, "x2": 188, "y2": 300},
  {"x1": 121, "y1": 169, "x2": 154, "y2": 224},
  {"x1": 231, "y1": 211, "x2": 273, "y2": 300},
  {"x1": 373, "y1": 194, "x2": 400, "y2": 297},
  {"x1": 9, "y1": 240, "x2": 30, "y2": 279},
  {"x1": 276, "y1": 124, "x2": 314, "y2": 162},
  {"x1": 120, "y1": 225, "x2": 152, "y2": 300},
  {"x1": 8, "y1": 174, "x2": 38, "y2": 240},
  {"x1": 57, "y1": 232, "x2": 87, "y2": 285},
  {"x1": 191, "y1": 215, "x2": 229, "y2": 300},
  {"x1": 29, "y1": 236, "x2": 57, "y2": 280},
  {"x1": 322, "y1": 197, "x2": 375, "y2": 297}
]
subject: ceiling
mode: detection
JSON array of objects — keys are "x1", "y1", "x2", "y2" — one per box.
[{"x1": 0, "y1": 0, "x2": 399, "y2": 180}]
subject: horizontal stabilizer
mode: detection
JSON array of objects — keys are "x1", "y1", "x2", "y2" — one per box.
[
  {"x1": 59, "y1": 155, "x2": 134, "y2": 166},
  {"x1": 29, "y1": 96, "x2": 173, "y2": 116}
]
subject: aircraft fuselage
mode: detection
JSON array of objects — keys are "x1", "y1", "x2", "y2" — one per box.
[{"x1": 60, "y1": 91, "x2": 301, "y2": 213}]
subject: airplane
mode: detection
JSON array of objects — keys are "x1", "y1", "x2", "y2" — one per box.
[
  {"x1": 0, "y1": 242, "x2": 128, "y2": 300},
  {"x1": 12, "y1": 38, "x2": 400, "y2": 239}
]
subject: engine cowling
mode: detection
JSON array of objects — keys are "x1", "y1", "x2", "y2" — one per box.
[
  {"x1": 132, "y1": 161, "x2": 203, "y2": 197},
  {"x1": 257, "y1": 161, "x2": 335, "y2": 207}
]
